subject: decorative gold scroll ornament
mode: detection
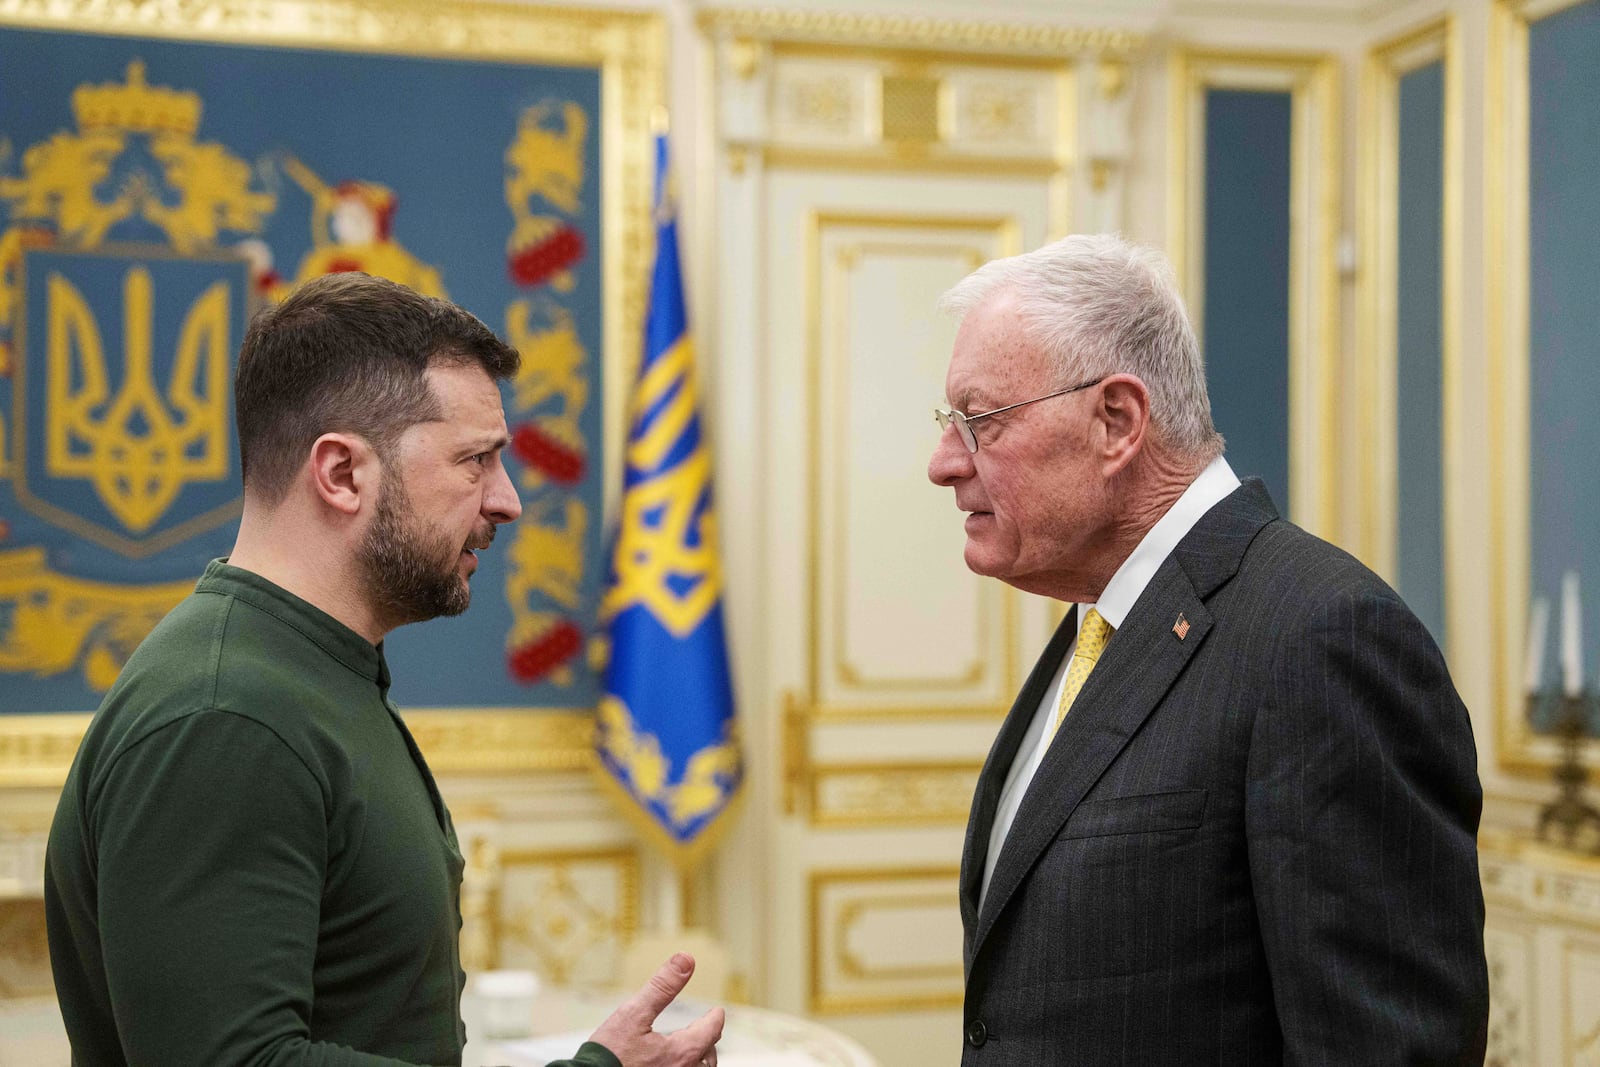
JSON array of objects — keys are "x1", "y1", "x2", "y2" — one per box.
[{"x1": 0, "y1": 548, "x2": 192, "y2": 690}]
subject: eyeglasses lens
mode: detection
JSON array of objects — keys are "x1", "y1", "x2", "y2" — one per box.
[
  {"x1": 956, "y1": 415, "x2": 976, "y2": 453},
  {"x1": 935, "y1": 409, "x2": 978, "y2": 453}
]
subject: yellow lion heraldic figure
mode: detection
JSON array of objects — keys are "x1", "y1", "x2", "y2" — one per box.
[
  {"x1": 504, "y1": 101, "x2": 588, "y2": 292},
  {"x1": 143, "y1": 138, "x2": 273, "y2": 255},
  {"x1": 505, "y1": 496, "x2": 588, "y2": 612},
  {"x1": 503, "y1": 497, "x2": 588, "y2": 686},
  {"x1": 0, "y1": 127, "x2": 132, "y2": 247},
  {"x1": 505, "y1": 101, "x2": 587, "y2": 217},
  {"x1": 506, "y1": 298, "x2": 588, "y2": 453}
]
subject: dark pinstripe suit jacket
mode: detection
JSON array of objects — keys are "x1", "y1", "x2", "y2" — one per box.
[{"x1": 959, "y1": 479, "x2": 1488, "y2": 1066}]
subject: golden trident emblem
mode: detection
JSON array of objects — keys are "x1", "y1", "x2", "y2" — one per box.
[{"x1": 46, "y1": 265, "x2": 230, "y2": 533}]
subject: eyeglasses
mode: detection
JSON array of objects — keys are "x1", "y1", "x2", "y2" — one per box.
[{"x1": 934, "y1": 377, "x2": 1104, "y2": 454}]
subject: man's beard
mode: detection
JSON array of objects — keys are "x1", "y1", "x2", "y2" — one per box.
[{"x1": 359, "y1": 474, "x2": 491, "y2": 629}]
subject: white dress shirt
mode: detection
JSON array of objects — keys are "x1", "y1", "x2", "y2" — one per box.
[{"x1": 978, "y1": 456, "x2": 1241, "y2": 912}]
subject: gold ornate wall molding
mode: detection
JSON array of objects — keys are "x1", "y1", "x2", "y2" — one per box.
[
  {"x1": 490, "y1": 844, "x2": 641, "y2": 987},
  {"x1": 697, "y1": 8, "x2": 1142, "y2": 58},
  {"x1": 1481, "y1": 831, "x2": 1600, "y2": 1063},
  {"x1": 404, "y1": 711, "x2": 595, "y2": 773},
  {"x1": 0, "y1": 715, "x2": 89, "y2": 789},
  {"x1": 1482, "y1": 833, "x2": 1600, "y2": 933},
  {"x1": 809, "y1": 760, "x2": 982, "y2": 827},
  {"x1": 1484, "y1": 917, "x2": 1536, "y2": 1064},
  {"x1": 0, "y1": 710, "x2": 594, "y2": 787},
  {"x1": 0, "y1": 0, "x2": 653, "y2": 63},
  {"x1": 809, "y1": 866, "x2": 963, "y2": 1015},
  {"x1": 702, "y1": 6, "x2": 1142, "y2": 231}
]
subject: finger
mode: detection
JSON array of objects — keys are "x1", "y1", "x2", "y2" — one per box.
[{"x1": 630, "y1": 952, "x2": 696, "y2": 1022}]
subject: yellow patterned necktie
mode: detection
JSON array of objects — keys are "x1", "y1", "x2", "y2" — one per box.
[{"x1": 1052, "y1": 608, "x2": 1114, "y2": 735}]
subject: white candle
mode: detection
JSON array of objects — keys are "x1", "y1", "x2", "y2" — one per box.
[
  {"x1": 1525, "y1": 596, "x2": 1549, "y2": 693},
  {"x1": 1561, "y1": 570, "x2": 1584, "y2": 697}
]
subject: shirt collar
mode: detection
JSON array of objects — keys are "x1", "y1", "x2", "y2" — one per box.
[
  {"x1": 1084, "y1": 455, "x2": 1240, "y2": 629},
  {"x1": 196, "y1": 558, "x2": 389, "y2": 689}
]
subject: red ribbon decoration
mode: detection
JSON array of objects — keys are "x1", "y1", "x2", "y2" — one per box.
[
  {"x1": 512, "y1": 423, "x2": 585, "y2": 485},
  {"x1": 507, "y1": 618, "x2": 584, "y2": 683},
  {"x1": 507, "y1": 224, "x2": 585, "y2": 288}
]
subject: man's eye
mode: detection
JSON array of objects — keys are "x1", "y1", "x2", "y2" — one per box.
[{"x1": 470, "y1": 453, "x2": 489, "y2": 466}]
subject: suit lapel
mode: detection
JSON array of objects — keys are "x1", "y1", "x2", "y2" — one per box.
[
  {"x1": 968, "y1": 478, "x2": 1281, "y2": 964},
  {"x1": 972, "y1": 560, "x2": 1213, "y2": 956},
  {"x1": 960, "y1": 607, "x2": 1081, "y2": 951}
]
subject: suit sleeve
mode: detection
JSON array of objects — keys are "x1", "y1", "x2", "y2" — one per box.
[
  {"x1": 92, "y1": 710, "x2": 430, "y2": 1067},
  {"x1": 1244, "y1": 586, "x2": 1488, "y2": 1066}
]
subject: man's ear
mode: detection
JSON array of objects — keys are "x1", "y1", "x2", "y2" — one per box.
[
  {"x1": 309, "y1": 433, "x2": 377, "y2": 516},
  {"x1": 1095, "y1": 374, "x2": 1150, "y2": 477}
]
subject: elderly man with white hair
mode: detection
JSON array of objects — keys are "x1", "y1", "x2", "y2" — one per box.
[{"x1": 930, "y1": 234, "x2": 1488, "y2": 1066}]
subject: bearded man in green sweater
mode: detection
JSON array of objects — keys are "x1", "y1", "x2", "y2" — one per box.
[{"x1": 45, "y1": 272, "x2": 724, "y2": 1067}]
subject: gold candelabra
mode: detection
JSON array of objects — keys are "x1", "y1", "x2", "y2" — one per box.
[{"x1": 1529, "y1": 688, "x2": 1600, "y2": 854}]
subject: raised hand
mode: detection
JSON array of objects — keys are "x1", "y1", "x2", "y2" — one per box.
[{"x1": 585, "y1": 953, "x2": 725, "y2": 1067}]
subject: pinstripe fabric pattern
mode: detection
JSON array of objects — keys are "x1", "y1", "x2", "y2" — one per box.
[{"x1": 958, "y1": 480, "x2": 1487, "y2": 1066}]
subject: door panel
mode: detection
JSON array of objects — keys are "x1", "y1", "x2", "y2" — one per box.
[{"x1": 759, "y1": 169, "x2": 1056, "y2": 1064}]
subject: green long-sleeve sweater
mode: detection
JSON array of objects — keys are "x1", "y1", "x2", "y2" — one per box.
[{"x1": 46, "y1": 560, "x2": 619, "y2": 1067}]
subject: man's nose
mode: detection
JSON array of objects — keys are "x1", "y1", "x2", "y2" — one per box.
[
  {"x1": 928, "y1": 424, "x2": 974, "y2": 487},
  {"x1": 485, "y1": 458, "x2": 523, "y2": 524}
]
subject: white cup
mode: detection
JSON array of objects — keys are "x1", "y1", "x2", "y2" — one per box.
[{"x1": 473, "y1": 969, "x2": 540, "y2": 1039}]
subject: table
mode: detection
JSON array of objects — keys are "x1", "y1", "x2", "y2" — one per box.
[
  {"x1": 463, "y1": 987, "x2": 879, "y2": 1067},
  {"x1": 0, "y1": 987, "x2": 879, "y2": 1067}
]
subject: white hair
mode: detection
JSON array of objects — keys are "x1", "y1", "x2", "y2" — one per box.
[{"x1": 939, "y1": 233, "x2": 1224, "y2": 462}]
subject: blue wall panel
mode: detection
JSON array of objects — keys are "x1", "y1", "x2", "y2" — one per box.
[
  {"x1": 1396, "y1": 61, "x2": 1446, "y2": 647},
  {"x1": 1203, "y1": 89, "x2": 1292, "y2": 513},
  {"x1": 1529, "y1": 0, "x2": 1600, "y2": 717}
]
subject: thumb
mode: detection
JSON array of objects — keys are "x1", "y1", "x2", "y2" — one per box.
[
  {"x1": 630, "y1": 952, "x2": 696, "y2": 1023},
  {"x1": 669, "y1": 1005, "x2": 726, "y2": 1055}
]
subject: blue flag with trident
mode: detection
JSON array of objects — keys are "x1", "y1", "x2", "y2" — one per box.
[{"x1": 596, "y1": 132, "x2": 742, "y2": 865}]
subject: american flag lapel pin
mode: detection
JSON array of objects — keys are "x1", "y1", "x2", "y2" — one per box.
[{"x1": 1173, "y1": 613, "x2": 1190, "y2": 641}]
